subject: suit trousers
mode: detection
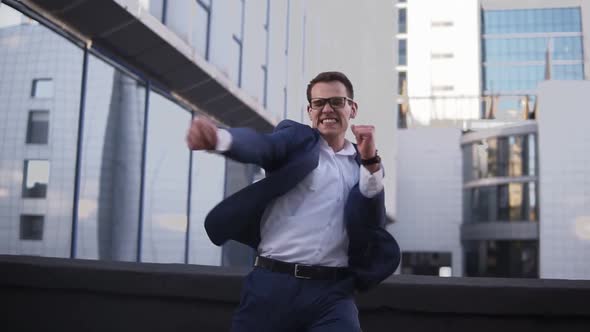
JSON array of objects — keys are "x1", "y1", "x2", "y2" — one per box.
[{"x1": 231, "y1": 267, "x2": 361, "y2": 332}]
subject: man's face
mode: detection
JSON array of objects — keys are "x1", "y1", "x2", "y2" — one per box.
[{"x1": 307, "y1": 81, "x2": 357, "y2": 140}]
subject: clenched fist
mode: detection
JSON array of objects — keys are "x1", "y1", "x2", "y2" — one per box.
[
  {"x1": 186, "y1": 116, "x2": 218, "y2": 151},
  {"x1": 351, "y1": 124, "x2": 380, "y2": 173},
  {"x1": 351, "y1": 125, "x2": 377, "y2": 159}
]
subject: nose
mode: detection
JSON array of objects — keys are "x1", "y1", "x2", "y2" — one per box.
[{"x1": 321, "y1": 102, "x2": 335, "y2": 113}]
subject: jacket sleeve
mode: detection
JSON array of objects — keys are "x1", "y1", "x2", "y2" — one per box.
[
  {"x1": 345, "y1": 186, "x2": 401, "y2": 291},
  {"x1": 222, "y1": 120, "x2": 303, "y2": 170}
]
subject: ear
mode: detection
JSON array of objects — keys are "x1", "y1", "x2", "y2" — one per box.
[
  {"x1": 307, "y1": 105, "x2": 313, "y2": 121},
  {"x1": 349, "y1": 101, "x2": 358, "y2": 119}
]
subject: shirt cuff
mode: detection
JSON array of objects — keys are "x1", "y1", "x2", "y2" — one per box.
[
  {"x1": 215, "y1": 128, "x2": 232, "y2": 152},
  {"x1": 359, "y1": 165, "x2": 384, "y2": 198}
]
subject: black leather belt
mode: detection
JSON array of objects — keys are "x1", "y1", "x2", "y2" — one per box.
[{"x1": 254, "y1": 256, "x2": 350, "y2": 280}]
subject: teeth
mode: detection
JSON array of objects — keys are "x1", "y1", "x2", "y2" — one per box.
[{"x1": 322, "y1": 119, "x2": 337, "y2": 124}]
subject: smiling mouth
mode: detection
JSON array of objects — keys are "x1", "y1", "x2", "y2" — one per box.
[{"x1": 320, "y1": 118, "x2": 338, "y2": 125}]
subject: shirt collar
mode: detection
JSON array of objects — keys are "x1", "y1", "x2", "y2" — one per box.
[{"x1": 319, "y1": 137, "x2": 357, "y2": 157}]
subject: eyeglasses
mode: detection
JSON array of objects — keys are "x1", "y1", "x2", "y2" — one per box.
[{"x1": 309, "y1": 97, "x2": 353, "y2": 111}]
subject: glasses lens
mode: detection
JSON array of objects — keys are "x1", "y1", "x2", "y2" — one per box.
[
  {"x1": 311, "y1": 99, "x2": 326, "y2": 109},
  {"x1": 329, "y1": 97, "x2": 346, "y2": 108}
]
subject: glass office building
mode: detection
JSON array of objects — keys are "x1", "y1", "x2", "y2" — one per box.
[
  {"x1": 461, "y1": 123, "x2": 539, "y2": 278},
  {"x1": 482, "y1": 7, "x2": 584, "y2": 118},
  {"x1": 0, "y1": 2, "x2": 262, "y2": 265}
]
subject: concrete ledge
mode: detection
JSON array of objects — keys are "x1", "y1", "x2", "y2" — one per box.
[{"x1": 2, "y1": 255, "x2": 589, "y2": 331}]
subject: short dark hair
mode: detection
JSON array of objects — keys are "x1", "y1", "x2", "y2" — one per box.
[{"x1": 306, "y1": 71, "x2": 354, "y2": 102}]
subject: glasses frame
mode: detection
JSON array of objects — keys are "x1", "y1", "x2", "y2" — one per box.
[{"x1": 308, "y1": 97, "x2": 354, "y2": 111}]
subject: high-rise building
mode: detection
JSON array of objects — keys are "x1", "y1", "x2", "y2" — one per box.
[{"x1": 396, "y1": 0, "x2": 589, "y2": 127}]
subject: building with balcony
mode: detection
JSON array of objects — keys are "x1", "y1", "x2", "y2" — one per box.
[
  {"x1": 394, "y1": 0, "x2": 589, "y2": 278},
  {"x1": 395, "y1": 0, "x2": 590, "y2": 127},
  {"x1": 0, "y1": 0, "x2": 398, "y2": 267}
]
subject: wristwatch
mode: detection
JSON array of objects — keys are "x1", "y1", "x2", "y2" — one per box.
[{"x1": 360, "y1": 151, "x2": 381, "y2": 166}]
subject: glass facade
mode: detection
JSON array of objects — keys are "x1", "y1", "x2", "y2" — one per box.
[
  {"x1": 141, "y1": 92, "x2": 191, "y2": 264},
  {"x1": 398, "y1": 39, "x2": 407, "y2": 66},
  {"x1": 401, "y1": 252, "x2": 452, "y2": 277},
  {"x1": 464, "y1": 181, "x2": 537, "y2": 223},
  {"x1": 483, "y1": 8, "x2": 582, "y2": 34},
  {"x1": 463, "y1": 134, "x2": 536, "y2": 181},
  {"x1": 465, "y1": 240, "x2": 538, "y2": 278},
  {"x1": 0, "y1": 3, "x2": 232, "y2": 264},
  {"x1": 482, "y1": 7, "x2": 584, "y2": 119},
  {"x1": 76, "y1": 55, "x2": 146, "y2": 261},
  {"x1": 463, "y1": 133, "x2": 538, "y2": 223},
  {"x1": 462, "y1": 127, "x2": 539, "y2": 277},
  {"x1": 398, "y1": 8, "x2": 407, "y2": 34}
]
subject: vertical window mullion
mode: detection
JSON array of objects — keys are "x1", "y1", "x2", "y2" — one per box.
[
  {"x1": 136, "y1": 81, "x2": 151, "y2": 262},
  {"x1": 70, "y1": 45, "x2": 90, "y2": 259}
]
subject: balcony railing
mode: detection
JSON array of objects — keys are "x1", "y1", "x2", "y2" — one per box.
[{"x1": 398, "y1": 94, "x2": 537, "y2": 129}]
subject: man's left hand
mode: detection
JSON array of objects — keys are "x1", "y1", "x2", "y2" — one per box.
[{"x1": 351, "y1": 125, "x2": 381, "y2": 173}]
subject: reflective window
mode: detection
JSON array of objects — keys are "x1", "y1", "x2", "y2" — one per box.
[
  {"x1": 22, "y1": 160, "x2": 49, "y2": 198},
  {"x1": 398, "y1": 39, "x2": 407, "y2": 66},
  {"x1": 0, "y1": 4, "x2": 83, "y2": 258},
  {"x1": 230, "y1": 0, "x2": 245, "y2": 86},
  {"x1": 465, "y1": 240, "x2": 538, "y2": 278},
  {"x1": 26, "y1": 110, "x2": 49, "y2": 144},
  {"x1": 482, "y1": 7, "x2": 584, "y2": 95},
  {"x1": 398, "y1": 71, "x2": 406, "y2": 95},
  {"x1": 398, "y1": 8, "x2": 407, "y2": 34},
  {"x1": 465, "y1": 182, "x2": 537, "y2": 223},
  {"x1": 401, "y1": 252, "x2": 452, "y2": 277},
  {"x1": 483, "y1": 8, "x2": 582, "y2": 34},
  {"x1": 31, "y1": 78, "x2": 53, "y2": 98},
  {"x1": 193, "y1": 0, "x2": 211, "y2": 58},
  {"x1": 464, "y1": 134, "x2": 536, "y2": 181},
  {"x1": 484, "y1": 37, "x2": 583, "y2": 64},
  {"x1": 76, "y1": 55, "x2": 146, "y2": 261},
  {"x1": 20, "y1": 215, "x2": 44, "y2": 240},
  {"x1": 141, "y1": 92, "x2": 191, "y2": 264},
  {"x1": 189, "y1": 151, "x2": 226, "y2": 265}
]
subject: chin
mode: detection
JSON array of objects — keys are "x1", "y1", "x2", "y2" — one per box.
[{"x1": 319, "y1": 128, "x2": 343, "y2": 138}]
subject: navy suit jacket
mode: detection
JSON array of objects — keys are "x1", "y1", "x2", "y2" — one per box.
[{"x1": 205, "y1": 120, "x2": 400, "y2": 291}]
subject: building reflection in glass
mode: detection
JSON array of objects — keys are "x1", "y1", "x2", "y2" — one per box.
[{"x1": 465, "y1": 240, "x2": 538, "y2": 278}]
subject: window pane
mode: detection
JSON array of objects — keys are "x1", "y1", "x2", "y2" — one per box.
[
  {"x1": 398, "y1": 8, "x2": 407, "y2": 34},
  {"x1": 508, "y1": 136, "x2": 524, "y2": 177},
  {"x1": 398, "y1": 39, "x2": 407, "y2": 66},
  {"x1": 141, "y1": 92, "x2": 190, "y2": 263},
  {"x1": 189, "y1": 151, "x2": 225, "y2": 265},
  {"x1": 401, "y1": 252, "x2": 452, "y2": 276},
  {"x1": 26, "y1": 110, "x2": 49, "y2": 144},
  {"x1": 22, "y1": 160, "x2": 49, "y2": 198},
  {"x1": 465, "y1": 240, "x2": 538, "y2": 278},
  {"x1": 398, "y1": 71, "x2": 406, "y2": 94},
  {"x1": 20, "y1": 215, "x2": 44, "y2": 240},
  {"x1": 31, "y1": 78, "x2": 53, "y2": 98},
  {"x1": 192, "y1": 3, "x2": 209, "y2": 58},
  {"x1": 76, "y1": 55, "x2": 146, "y2": 261},
  {"x1": 508, "y1": 182, "x2": 524, "y2": 220},
  {"x1": 0, "y1": 4, "x2": 83, "y2": 257}
]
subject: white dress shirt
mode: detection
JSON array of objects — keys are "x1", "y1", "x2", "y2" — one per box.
[{"x1": 215, "y1": 129, "x2": 384, "y2": 267}]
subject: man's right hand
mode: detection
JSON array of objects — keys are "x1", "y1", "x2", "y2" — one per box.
[{"x1": 186, "y1": 116, "x2": 218, "y2": 150}]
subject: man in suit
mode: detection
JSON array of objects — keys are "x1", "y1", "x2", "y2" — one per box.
[{"x1": 186, "y1": 71, "x2": 399, "y2": 331}]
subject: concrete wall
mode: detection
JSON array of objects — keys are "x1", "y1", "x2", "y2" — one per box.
[
  {"x1": 394, "y1": 128, "x2": 463, "y2": 276},
  {"x1": 537, "y1": 80, "x2": 590, "y2": 279}
]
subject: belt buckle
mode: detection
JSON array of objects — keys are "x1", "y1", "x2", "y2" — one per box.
[{"x1": 294, "y1": 264, "x2": 312, "y2": 279}]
